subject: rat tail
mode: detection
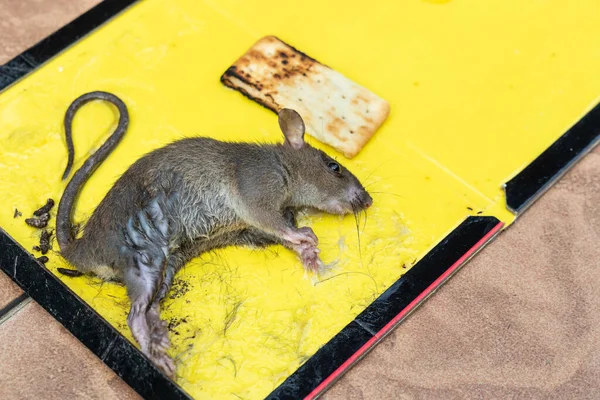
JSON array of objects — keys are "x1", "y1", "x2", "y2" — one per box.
[{"x1": 56, "y1": 91, "x2": 129, "y2": 253}]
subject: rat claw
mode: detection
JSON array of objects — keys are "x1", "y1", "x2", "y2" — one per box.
[
  {"x1": 164, "y1": 358, "x2": 176, "y2": 378},
  {"x1": 290, "y1": 241, "x2": 324, "y2": 273}
]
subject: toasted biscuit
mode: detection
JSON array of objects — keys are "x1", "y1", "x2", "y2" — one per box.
[{"x1": 221, "y1": 36, "x2": 390, "y2": 158}]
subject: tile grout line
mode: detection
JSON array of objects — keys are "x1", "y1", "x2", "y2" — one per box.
[{"x1": 0, "y1": 293, "x2": 32, "y2": 326}]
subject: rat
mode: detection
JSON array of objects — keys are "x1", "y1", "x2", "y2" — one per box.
[{"x1": 54, "y1": 90, "x2": 373, "y2": 378}]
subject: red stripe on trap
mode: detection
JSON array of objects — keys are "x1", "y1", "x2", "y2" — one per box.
[{"x1": 305, "y1": 221, "x2": 504, "y2": 399}]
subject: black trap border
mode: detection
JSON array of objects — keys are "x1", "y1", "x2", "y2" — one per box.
[
  {"x1": 0, "y1": 0, "x2": 598, "y2": 399},
  {"x1": 504, "y1": 103, "x2": 600, "y2": 214}
]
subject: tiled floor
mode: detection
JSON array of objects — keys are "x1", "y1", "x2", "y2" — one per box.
[
  {"x1": 0, "y1": 299, "x2": 138, "y2": 399},
  {"x1": 1, "y1": 1, "x2": 599, "y2": 399}
]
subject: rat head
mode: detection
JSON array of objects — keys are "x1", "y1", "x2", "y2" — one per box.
[{"x1": 278, "y1": 108, "x2": 373, "y2": 215}]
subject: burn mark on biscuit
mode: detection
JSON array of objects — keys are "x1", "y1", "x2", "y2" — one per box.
[
  {"x1": 220, "y1": 34, "x2": 388, "y2": 157},
  {"x1": 248, "y1": 49, "x2": 266, "y2": 61},
  {"x1": 220, "y1": 74, "x2": 279, "y2": 113},
  {"x1": 222, "y1": 67, "x2": 251, "y2": 86},
  {"x1": 264, "y1": 93, "x2": 278, "y2": 107},
  {"x1": 266, "y1": 35, "x2": 323, "y2": 66}
]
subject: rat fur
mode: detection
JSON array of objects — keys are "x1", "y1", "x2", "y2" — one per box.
[{"x1": 55, "y1": 91, "x2": 373, "y2": 377}]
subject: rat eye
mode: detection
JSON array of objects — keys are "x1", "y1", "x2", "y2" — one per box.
[{"x1": 328, "y1": 161, "x2": 341, "y2": 174}]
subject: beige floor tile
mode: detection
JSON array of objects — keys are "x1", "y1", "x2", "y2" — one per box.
[
  {"x1": 0, "y1": 0, "x2": 101, "y2": 64},
  {"x1": 0, "y1": 301, "x2": 140, "y2": 400}
]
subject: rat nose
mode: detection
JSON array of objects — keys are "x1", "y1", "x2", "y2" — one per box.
[
  {"x1": 350, "y1": 187, "x2": 373, "y2": 210},
  {"x1": 362, "y1": 192, "x2": 373, "y2": 209},
  {"x1": 359, "y1": 191, "x2": 373, "y2": 209}
]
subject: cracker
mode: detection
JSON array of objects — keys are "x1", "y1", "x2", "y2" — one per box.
[{"x1": 220, "y1": 36, "x2": 390, "y2": 158}]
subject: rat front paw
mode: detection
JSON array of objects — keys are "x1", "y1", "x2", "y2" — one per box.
[
  {"x1": 282, "y1": 226, "x2": 318, "y2": 246},
  {"x1": 296, "y1": 243, "x2": 324, "y2": 273}
]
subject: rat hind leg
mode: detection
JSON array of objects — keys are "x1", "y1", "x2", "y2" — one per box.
[
  {"x1": 123, "y1": 195, "x2": 175, "y2": 377},
  {"x1": 145, "y1": 250, "x2": 188, "y2": 368},
  {"x1": 124, "y1": 262, "x2": 175, "y2": 376}
]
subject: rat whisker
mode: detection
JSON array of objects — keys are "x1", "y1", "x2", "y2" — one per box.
[
  {"x1": 368, "y1": 191, "x2": 405, "y2": 199},
  {"x1": 361, "y1": 159, "x2": 391, "y2": 184},
  {"x1": 364, "y1": 175, "x2": 407, "y2": 189},
  {"x1": 353, "y1": 206, "x2": 363, "y2": 263}
]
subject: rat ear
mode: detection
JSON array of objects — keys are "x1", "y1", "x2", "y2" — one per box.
[{"x1": 278, "y1": 108, "x2": 305, "y2": 149}]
